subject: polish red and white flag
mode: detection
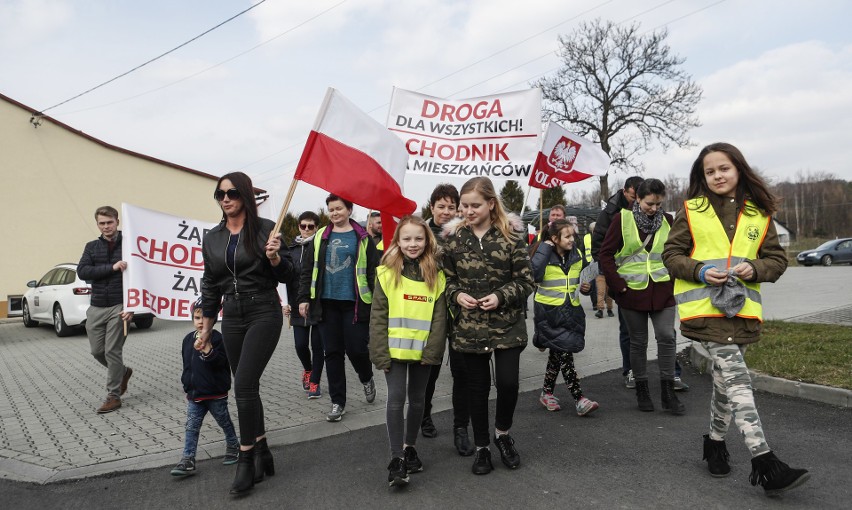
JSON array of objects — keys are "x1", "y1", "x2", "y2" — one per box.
[
  {"x1": 295, "y1": 88, "x2": 417, "y2": 225},
  {"x1": 529, "y1": 122, "x2": 610, "y2": 189}
]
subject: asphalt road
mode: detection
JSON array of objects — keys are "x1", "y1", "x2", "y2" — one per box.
[{"x1": 3, "y1": 362, "x2": 849, "y2": 510}]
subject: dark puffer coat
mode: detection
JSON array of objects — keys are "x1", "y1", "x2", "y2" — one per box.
[{"x1": 530, "y1": 242, "x2": 587, "y2": 353}]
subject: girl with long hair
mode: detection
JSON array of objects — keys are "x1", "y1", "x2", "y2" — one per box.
[
  {"x1": 663, "y1": 143, "x2": 809, "y2": 495},
  {"x1": 442, "y1": 176, "x2": 534, "y2": 475},
  {"x1": 369, "y1": 216, "x2": 447, "y2": 487}
]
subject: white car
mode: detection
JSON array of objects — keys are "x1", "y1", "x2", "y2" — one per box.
[{"x1": 22, "y1": 263, "x2": 154, "y2": 336}]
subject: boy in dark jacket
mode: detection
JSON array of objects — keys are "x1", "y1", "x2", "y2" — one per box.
[{"x1": 171, "y1": 299, "x2": 239, "y2": 477}]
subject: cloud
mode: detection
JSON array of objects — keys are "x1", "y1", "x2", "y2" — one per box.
[{"x1": 0, "y1": 0, "x2": 72, "y2": 48}]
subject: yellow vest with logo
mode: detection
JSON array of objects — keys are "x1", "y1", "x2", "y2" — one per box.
[
  {"x1": 614, "y1": 211, "x2": 671, "y2": 290},
  {"x1": 674, "y1": 198, "x2": 770, "y2": 322},
  {"x1": 583, "y1": 233, "x2": 592, "y2": 263},
  {"x1": 377, "y1": 265, "x2": 446, "y2": 361},
  {"x1": 310, "y1": 226, "x2": 372, "y2": 304},
  {"x1": 535, "y1": 253, "x2": 582, "y2": 307}
]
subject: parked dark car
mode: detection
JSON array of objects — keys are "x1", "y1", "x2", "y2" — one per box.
[{"x1": 796, "y1": 238, "x2": 852, "y2": 267}]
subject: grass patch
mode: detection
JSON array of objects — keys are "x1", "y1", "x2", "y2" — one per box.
[{"x1": 745, "y1": 321, "x2": 852, "y2": 389}]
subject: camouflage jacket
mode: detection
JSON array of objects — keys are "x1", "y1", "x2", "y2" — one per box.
[{"x1": 442, "y1": 221, "x2": 534, "y2": 354}]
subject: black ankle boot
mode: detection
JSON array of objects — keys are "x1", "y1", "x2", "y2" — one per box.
[
  {"x1": 749, "y1": 451, "x2": 810, "y2": 496},
  {"x1": 253, "y1": 437, "x2": 275, "y2": 483},
  {"x1": 702, "y1": 434, "x2": 731, "y2": 477},
  {"x1": 635, "y1": 380, "x2": 654, "y2": 412},
  {"x1": 421, "y1": 415, "x2": 438, "y2": 438},
  {"x1": 454, "y1": 427, "x2": 475, "y2": 457},
  {"x1": 660, "y1": 379, "x2": 685, "y2": 415},
  {"x1": 471, "y1": 447, "x2": 493, "y2": 475},
  {"x1": 229, "y1": 447, "x2": 256, "y2": 495}
]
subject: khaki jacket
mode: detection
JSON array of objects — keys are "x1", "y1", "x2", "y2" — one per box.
[
  {"x1": 662, "y1": 194, "x2": 788, "y2": 345},
  {"x1": 369, "y1": 259, "x2": 447, "y2": 370}
]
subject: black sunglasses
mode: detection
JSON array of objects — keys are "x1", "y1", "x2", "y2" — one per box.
[
  {"x1": 299, "y1": 224, "x2": 316, "y2": 230},
  {"x1": 214, "y1": 188, "x2": 241, "y2": 201}
]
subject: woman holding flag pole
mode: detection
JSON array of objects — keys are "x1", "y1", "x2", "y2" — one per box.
[{"x1": 198, "y1": 171, "x2": 294, "y2": 495}]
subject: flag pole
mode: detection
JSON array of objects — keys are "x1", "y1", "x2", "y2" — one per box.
[
  {"x1": 271, "y1": 177, "x2": 301, "y2": 237},
  {"x1": 521, "y1": 185, "x2": 532, "y2": 215},
  {"x1": 539, "y1": 190, "x2": 544, "y2": 238}
]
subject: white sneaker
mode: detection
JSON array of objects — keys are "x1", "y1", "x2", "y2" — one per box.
[
  {"x1": 575, "y1": 397, "x2": 599, "y2": 416},
  {"x1": 327, "y1": 403, "x2": 346, "y2": 422},
  {"x1": 624, "y1": 370, "x2": 636, "y2": 389}
]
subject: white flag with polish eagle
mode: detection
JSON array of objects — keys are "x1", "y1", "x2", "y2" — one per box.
[{"x1": 529, "y1": 121, "x2": 611, "y2": 189}]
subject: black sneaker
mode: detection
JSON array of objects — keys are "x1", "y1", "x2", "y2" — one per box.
[
  {"x1": 403, "y1": 445, "x2": 423, "y2": 473},
  {"x1": 420, "y1": 415, "x2": 438, "y2": 438},
  {"x1": 387, "y1": 457, "x2": 409, "y2": 487},
  {"x1": 494, "y1": 434, "x2": 520, "y2": 469},
  {"x1": 471, "y1": 447, "x2": 493, "y2": 475},
  {"x1": 607, "y1": 309, "x2": 615, "y2": 317},
  {"x1": 170, "y1": 456, "x2": 196, "y2": 476},
  {"x1": 595, "y1": 310, "x2": 604, "y2": 319}
]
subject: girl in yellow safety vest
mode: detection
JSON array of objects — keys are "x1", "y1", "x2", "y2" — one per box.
[
  {"x1": 531, "y1": 219, "x2": 599, "y2": 417},
  {"x1": 369, "y1": 216, "x2": 447, "y2": 488},
  {"x1": 662, "y1": 142, "x2": 809, "y2": 496}
]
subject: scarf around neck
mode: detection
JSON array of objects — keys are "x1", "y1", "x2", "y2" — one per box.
[{"x1": 632, "y1": 201, "x2": 664, "y2": 234}]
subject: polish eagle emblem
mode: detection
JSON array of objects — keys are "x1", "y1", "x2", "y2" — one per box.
[{"x1": 548, "y1": 136, "x2": 581, "y2": 173}]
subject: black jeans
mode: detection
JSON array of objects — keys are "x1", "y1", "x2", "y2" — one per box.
[
  {"x1": 448, "y1": 345, "x2": 470, "y2": 429},
  {"x1": 318, "y1": 299, "x2": 373, "y2": 407},
  {"x1": 464, "y1": 346, "x2": 524, "y2": 448},
  {"x1": 618, "y1": 306, "x2": 631, "y2": 375},
  {"x1": 221, "y1": 292, "x2": 282, "y2": 446},
  {"x1": 294, "y1": 324, "x2": 324, "y2": 385}
]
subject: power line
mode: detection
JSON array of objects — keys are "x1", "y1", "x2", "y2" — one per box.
[
  {"x1": 53, "y1": 1, "x2": 348, "y2": 116},
  {"x1": 37, "y1": 0, "x2": 268, "y2": 115}
]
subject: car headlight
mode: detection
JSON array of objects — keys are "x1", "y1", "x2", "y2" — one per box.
[{"x1": 807, "y1": 253, "x2": 818, "y2": 258}]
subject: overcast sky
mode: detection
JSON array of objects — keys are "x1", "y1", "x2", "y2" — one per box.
[{"x1": 3, "y1": 0, "x2": 851, "y2": 220}]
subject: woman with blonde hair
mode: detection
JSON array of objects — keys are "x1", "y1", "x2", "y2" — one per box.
[{"x1": 442, "y1": 176, "x2": 534, "y2": 475}]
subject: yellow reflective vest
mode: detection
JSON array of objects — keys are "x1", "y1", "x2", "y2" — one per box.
[
  {"x1": 674, "y1": 198, "x2": 769, "y2": 321},
  {"x1": 614, "y1": 211, "x2": 671, "y2": 290},
  {"x1": 534, "y1": 254, "x2": 582, "y2": 307},
  {"x1": 376, "y1": 265, "x2": 446, "y2": 361},
  {"x1": 310, "y1": 226, "x2": 372, "y2": 304},
  {"x1": 583, "y1": 233, "x2": 592, "y2": 263}
]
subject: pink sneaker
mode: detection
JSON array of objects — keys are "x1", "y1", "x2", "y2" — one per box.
[
  {"x1": 302, "y1": 370, "x2": 311, "y2": 391},
  {"x1": 576, "y1": 396, "x2": 599, "y2": 416},
  {"x1": 539, "y1": 391, "x2": 561, "y2": 411}
]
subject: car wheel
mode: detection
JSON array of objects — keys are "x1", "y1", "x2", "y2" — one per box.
[
  {"x1": 22, "y1": 301, "x2": 38, "y2": 327},
  {"x1": 133, "y1": 316, "x2": 154, "y2": 330},
  {"x1": 821, "y1": 255, "x2": 833, "y2": 267},
  {"x1": 53, "y1": 304, "x2": 73, "y2": 337}
]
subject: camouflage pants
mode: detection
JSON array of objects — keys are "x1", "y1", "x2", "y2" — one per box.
[{"x1": 702, "y1": 342, "x2": 770, "y2": 457}]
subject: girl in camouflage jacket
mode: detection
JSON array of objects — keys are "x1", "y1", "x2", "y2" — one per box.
[{"x1": 442, "y1": 177, "x2": 534, "y2": 476}]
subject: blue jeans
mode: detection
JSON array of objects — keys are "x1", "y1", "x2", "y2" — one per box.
[{"x1": 182, "y1": 398, "x2": 239, "y2": 458}]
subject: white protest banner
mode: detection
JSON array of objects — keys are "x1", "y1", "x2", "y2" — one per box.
[
  {"x1": 387, "y1": 87, "x2": 541, "y2": 180},
  {"x1": 121, "y1": 203, "x2": 217, "y2": 320}
]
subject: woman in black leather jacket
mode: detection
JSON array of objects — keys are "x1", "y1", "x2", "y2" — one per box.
[{"x1": 198, "y1": 171, "x2": 293, "y2": 495}]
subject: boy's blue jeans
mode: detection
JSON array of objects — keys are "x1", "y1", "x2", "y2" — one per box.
[{"x1": 182, "y1": 398, "x2": 239, "y2": 458}]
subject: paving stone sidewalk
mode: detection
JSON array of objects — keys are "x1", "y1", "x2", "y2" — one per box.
[{"x1": 1, "y1": 266, "x2": 849, "y2": 483}]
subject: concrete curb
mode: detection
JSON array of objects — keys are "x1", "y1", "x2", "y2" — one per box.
[{"x1": 687, "y1": 341, "x2": 851, "y2": 408}]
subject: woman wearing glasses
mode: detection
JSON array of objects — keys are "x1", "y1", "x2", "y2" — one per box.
[
  {"x1": 284, "y1": 211, "x2": 324, "y2": 399},
  {"x1": 198, "y1": 172, "x2": 293, "y2": 495}
]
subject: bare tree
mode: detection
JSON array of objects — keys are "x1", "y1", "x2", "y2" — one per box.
[{"x1": 535, "y1": 19, "x2": 702, "y2": 202}]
